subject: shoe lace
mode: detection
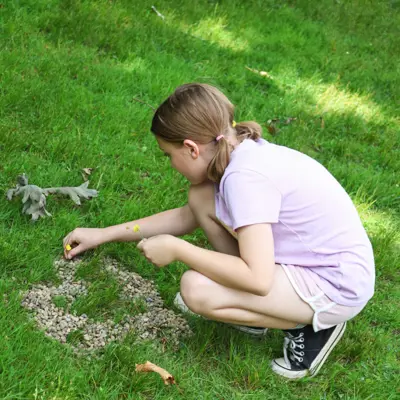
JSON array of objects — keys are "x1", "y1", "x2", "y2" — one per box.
[{"x1": 283, "y1": 332, "x2": 305, "y2": 366}]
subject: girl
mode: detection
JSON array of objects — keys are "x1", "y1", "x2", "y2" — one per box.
[{"x1": 63, "y1": 83, "x2": 375, "y2": 379}]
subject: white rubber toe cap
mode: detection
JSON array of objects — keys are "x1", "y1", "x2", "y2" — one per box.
[{"x1": 271, "y1": 358, "x2": 309, "y2": 380}]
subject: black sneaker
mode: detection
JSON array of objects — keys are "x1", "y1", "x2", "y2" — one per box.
[{"x1": 271, "y1": 322, "x2": 347, "y2": 379}]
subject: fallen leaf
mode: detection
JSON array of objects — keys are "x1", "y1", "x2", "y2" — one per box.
[
  {"x1": 266, "y1": 117, "x2": 297, "y2": 135},
  {"x1": 266, "y1": 119, "x2": 281, "y2": 136},
  {"x1": 82, "y1": 168, "x2": 93, "y2": 175},
  {"x1": 245, "y1": 66, "x2": 274, "y2": 79},
  {"x1": 269, "y1": 118, "x2": 280, "y2": 123},
  {"x1": 81, "y1": 168, "x2": 93, "y2": 182},
  {"x1": 161, "y1": 337, "x2": 167, "y2": 353},
  {"x1": 320, "y1": 117, "x2": 325, "y2": 129},
  {"x1": 283, "y1": 117, "x2": 297, "y2": 125},
  {"x1": 259, "y1": 71, "x2": 274, "y2": 79},
  {"x1": 135, "y1": 361, "x2": 175, "y2": 385},
  {"x1": 267, "y1": 123, "x2": 280, "y2": 136}
]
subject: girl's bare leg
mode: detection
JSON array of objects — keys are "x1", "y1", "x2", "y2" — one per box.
[{"x1": 184, "y1": 183, "x2": 313, "y2": 329}]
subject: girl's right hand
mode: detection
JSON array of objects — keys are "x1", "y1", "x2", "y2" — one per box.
[{"x1": 63, "y1": 228, "x2": 106, "y2": 259}]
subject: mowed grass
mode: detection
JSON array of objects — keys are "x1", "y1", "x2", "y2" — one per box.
[{"x1": 0, "y1": 0, "x2": 399, "y2": 398}]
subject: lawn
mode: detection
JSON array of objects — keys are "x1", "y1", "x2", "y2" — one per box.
[{"x1": 1, "y1": 0, "x2": 399, "y2": 398}]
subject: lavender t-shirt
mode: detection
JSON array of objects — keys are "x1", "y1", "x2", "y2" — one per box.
[{"x1": 215, "y1": 139, "x2": 375, "y2": 306}]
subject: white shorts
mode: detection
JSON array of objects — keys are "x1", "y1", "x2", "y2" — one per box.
[
  {"x1": 282, "y1": 264, "x2": 367, "y2": 332},
  {"x1": 215, "y1": 216, "x2": 368, "y2": 332}
]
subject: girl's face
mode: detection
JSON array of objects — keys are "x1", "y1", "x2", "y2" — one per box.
[{"x1": 156, "y1": 137, "x2": 214, "y2": 185}]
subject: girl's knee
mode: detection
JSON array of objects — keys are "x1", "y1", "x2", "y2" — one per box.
[{"x1": 180, "y1": 270, "x2": 214, "y2": 314}]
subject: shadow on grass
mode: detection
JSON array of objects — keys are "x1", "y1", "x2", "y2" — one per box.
[{"x1": 30, "y1": 0, "x2": 400, "y2": 111}]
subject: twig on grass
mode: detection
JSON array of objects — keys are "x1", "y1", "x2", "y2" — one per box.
[{"x1": 151, "y1": 6, "x2": 165, "y2": 20}]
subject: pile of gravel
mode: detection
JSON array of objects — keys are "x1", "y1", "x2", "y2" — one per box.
[{"x1": 21, "y1": 258, "x2": 192, "y2": 353}]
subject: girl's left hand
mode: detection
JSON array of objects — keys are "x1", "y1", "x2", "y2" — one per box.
[{"x1": 137, "y1": 234, "x2": 181, "y2": 267}]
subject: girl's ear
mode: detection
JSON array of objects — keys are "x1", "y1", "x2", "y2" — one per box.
[{"x1": 183, "y1": 139, "x2": 200, "y2": 159}]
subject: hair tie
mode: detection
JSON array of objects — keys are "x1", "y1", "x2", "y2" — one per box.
[
  {"x1": 215, "y1": 135, "x2": 224, "y2": 142},
  {"x1": 232, "y1": 120, "x2": 237, "y2": 128}
]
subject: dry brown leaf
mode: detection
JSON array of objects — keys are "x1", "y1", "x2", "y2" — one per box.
[
  {"x1": 284, "y1": 117, "x2": 297, "y2": 125},
  {"x1": 268, "y1": 118, "x2": 280, "y2": 123},
  {"x1": 81, "y1": 168, "x2": 93, "y2": 182},
  {"x1": 245, "y1": 66, "x2": 273, "y2": 79},
  {"x1": 266, "y1": 117, "x2": 297, "y2": 135},
  {"x1": 135, "y1": 361, "x2": 175, "y2": 385},
  {"x1": 161, "y1": 337, "x2": 167, "y2": 353},
  {"x1": 267, "y1": 124, "x2": 280, "y2": 135},
  {"x1": 266, "y1": 119, "x2": 280, "y2": 136},
  {"x1": 320, "y1": 117, "x2": 325, "y2": 129}
]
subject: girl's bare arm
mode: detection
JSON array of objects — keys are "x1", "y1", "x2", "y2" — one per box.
[{"x1": 103, "y1": 204, "x2": 198, "y2": 243}]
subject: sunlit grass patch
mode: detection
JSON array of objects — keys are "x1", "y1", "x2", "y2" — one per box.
[{"x1": 179, "y1": 16, "x2": 249, "y2": 51}]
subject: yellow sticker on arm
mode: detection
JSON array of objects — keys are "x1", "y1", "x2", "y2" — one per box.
[{"x1": 133, "y1": 224, "x2": 140, "y2": 232}]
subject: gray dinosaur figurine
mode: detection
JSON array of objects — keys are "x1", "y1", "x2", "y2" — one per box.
[{"x1": 6, "y1": 174, "x2": 98, "y2": 221}]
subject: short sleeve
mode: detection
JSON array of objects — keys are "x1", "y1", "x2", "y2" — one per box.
[{"x1": 222, "y1": 170, "x2": 282, "y2": 230}]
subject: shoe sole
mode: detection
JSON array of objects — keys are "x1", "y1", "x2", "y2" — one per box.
[
  {"x1": 230, "y1": 324, "x2": 268, "y2": 337},
  {"x1": 309, "y1": 321, "x2": 347, "y2": 377},
  {"x1": 271, "y1": 361, "x2": 308, "y2": 379}
]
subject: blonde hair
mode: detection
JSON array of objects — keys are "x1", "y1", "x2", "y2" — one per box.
[{"x1": 151, "y1": 83, "x2": 262, "y2": 183}]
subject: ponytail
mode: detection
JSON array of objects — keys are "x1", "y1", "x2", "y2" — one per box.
[
  {"x1": 207, "y1": 120, "x2": 262, "y2": 182},
  {"x1": 235, "y1": 121, "x2": 262, "y2": 142},
  {"x1": 207, "y1": 138, "x2": 231, "y2": 183}
]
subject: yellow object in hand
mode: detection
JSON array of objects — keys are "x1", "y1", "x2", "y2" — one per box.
[{"x1": 66, "y1": 244, "x2": 72, "y2": 251}]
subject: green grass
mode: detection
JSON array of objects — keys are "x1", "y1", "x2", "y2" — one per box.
[
  {"x1": 1, "y1": 0, "x2": 399, "y2": 398},
  {"x1": 52, "y1": 295, "x2": 68, "y2": 310},
  {"x1": 71, "y1": 259, "x2": 149, "y2": 321}
]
